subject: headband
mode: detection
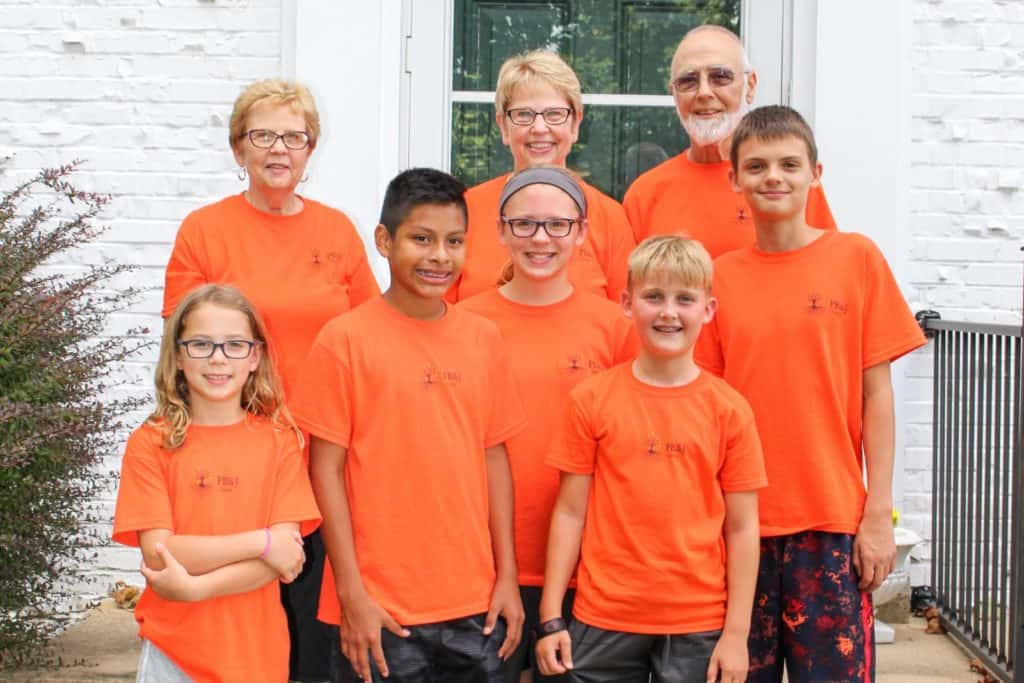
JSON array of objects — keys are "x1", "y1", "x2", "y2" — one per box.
[{"x1": 498, "y1": 167, "x2": 587, "y2": 217}]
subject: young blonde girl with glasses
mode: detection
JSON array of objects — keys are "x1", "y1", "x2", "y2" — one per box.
[{"x1": 113, "y1": 284, "x2": 321, "y2": 683}]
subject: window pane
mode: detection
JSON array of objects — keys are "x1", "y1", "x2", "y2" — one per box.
[
  {"x1": 454, "y1": 0, "x2": 742, "y2": 95},
  {"x1": 452, "y1": 102, "x2": 688, "y2": 200}
]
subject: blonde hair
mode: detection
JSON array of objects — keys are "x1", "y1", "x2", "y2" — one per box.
[
  {"x1": 494, "y1": 50, "x2": 583, "y2": 115},
  {"x1": 627, "y1": 235, "x2": 713, "y2": 291},
  {"x1": 150, "y1": 285, "x2": 301, "y2": 450},
  {"x1": 229, "y1": 78, "x2": 321, "y2": 152}
]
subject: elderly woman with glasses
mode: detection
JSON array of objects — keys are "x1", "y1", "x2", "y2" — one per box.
[
  {"x1": 447, "y1": 50, "x2": 635, "y2": 303},
  {"x1": 162, "y1": 78, "x2": 379, "y2": 683}
]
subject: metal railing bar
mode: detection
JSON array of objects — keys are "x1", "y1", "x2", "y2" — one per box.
[
  {"x1": 978, "y1": 335, "x2": 987, "y2": 651},
  {"x1": 968, "y1": 331, "x2": 979, "y2": 639},
  {"x1": 1000, "y1": 335, "x2": 1013, "y2": 662},
  {"x1": 920, "y1": 319, "x2": 1022, "y2": 337},
  {"x1": 933, "y1": 328, "x2": 945, "y2": 615},
  {"x1": 1011, "y1": 336, "x2": 1023, "y2": 676},
  {"x1": 991, "y1": 333, "x2": 1007, "y2": 659}
]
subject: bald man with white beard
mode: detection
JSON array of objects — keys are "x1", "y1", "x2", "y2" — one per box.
[{"x1": 623, "y1": 25, "x2": 836, "y2": 258}]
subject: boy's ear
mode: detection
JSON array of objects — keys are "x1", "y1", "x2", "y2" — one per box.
[
  {"x1": 373, "y1": 224, "x2": 392, "y2": 258},
  {"x1": 811, "y1": 161, "x2": 824, "y2": 187},
  {"x1": 728, "y1": 168, "x2": 741, "y2": 193},
  {"x1": 620, "y1": 288, "x2": 634, "y2": 318},
  {"x1": 704, "y1": 294, "x2": 718, "y2": 324}
]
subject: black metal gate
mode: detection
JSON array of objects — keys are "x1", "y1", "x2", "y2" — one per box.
[{"x1": 918, "y1": 311, "x2": 1024, "y2": 682}]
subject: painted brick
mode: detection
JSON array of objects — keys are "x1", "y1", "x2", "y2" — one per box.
[{"x1": 0, "y1": 0, "x2": 285, "y2": 612}]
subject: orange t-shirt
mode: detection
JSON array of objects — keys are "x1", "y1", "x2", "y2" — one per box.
[
  {"x1": 457, "y1": 288, "x2": 638, "y2": 586},
  {"x1": 112, "y1": 416, "x2": 321, "y2": 683},
  {"x1": 623, "y1": 151, "x2": 836, "y2": 258},
  {"x1": 290, "y1": 296, "x2": 527, "y2": 626},
  {"x1": 695, "y1": 231, "x2": 926, "y2": 537},
  {"x1": 547, "y1": 365, "x2": 766, "y2": 634},
  {"x1": 163, "y1": 193, "x2": 380, "y2": 402},
  {"x1": 447, "y1": 174, "x2": 636, "y2": 302}
]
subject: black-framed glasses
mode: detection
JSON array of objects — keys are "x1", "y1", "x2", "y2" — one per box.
[
  {"x1": 671, "y1": 67, "x2": 744, "y2": 93},
  {"x1": 177, "y1": 339, "x2": 260, "y2": 359},
  {"x1": 246, "y1": 129, "x2": 311, "y2": 150},
  {"x1": 505, "y1": 107, "x2": 573, "y2": 127},
  {"x1": 501, "y1": 217, "x2": 579, "y2": 238}
]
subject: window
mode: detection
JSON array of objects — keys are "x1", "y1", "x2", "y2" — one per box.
[{"x1": 450, "y1": 0, "x2": 742, "y2": 199}]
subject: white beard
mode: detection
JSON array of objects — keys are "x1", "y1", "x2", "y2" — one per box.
[{"x1": 680, "y1": 84, "x2": 751, "y2": 147}]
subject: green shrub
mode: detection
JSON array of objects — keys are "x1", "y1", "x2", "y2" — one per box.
[{"x1": 0, "y1": 161, "x2": 148, "y2": 666}]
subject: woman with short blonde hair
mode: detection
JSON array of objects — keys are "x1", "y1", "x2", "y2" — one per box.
[{"x1": 449, "y1": 50, "x2": 635, "y2": 304}]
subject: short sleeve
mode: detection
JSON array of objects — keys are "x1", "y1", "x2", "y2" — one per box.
[
  {"x1": 484, "y1": 329, "x2": 527, "y2": 447},
  {"x1": 860, "y1": 240, "x2": 926, "y2": 369},
  {"x1": 545, "y1": 394, "x2": 599, "y2": 474},
  {"x1": 112, "y1": 428, "x2": 174, "y2": 546},
  {"x1": 346, "y1": 250, "x2": 381, "y2": 308},
  {"x1": 595, "y1": 198, "x2": 636, "y2": 302},
  {"x1": 612, "y1": 316, "x2": 640, "y2": 365},
  {"x1": 333, "y1": 212, "x2": 380, "y2": 307},
  {"x1": 807, "y1": 184, "x2": 837, "y2": 231},
  {"x1": 269, "y1": 431, "x2": 322, "y2": 536},
  {"x1": 163, "y1": 216, "x2": 209, "y2": 318},
  {"x1": 695, "y1": 313, "x2": 725, "y2": 376},
  {"x1": 622, "y1": 184, "x2": 647, "y2": 244},
  {"x1": 719, "y1": 397, "x2": 767, "y2": 492},
  {"x1": 290, "y1": 331, "x2": 354, "y2": 448}
]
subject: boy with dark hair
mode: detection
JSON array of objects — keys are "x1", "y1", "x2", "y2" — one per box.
[
  {"x1": 697, "y1": 105, "x2": 926, "y2": 681},
  {"x1": 536, "y1": 235, "x2": 766, "y2": 683},
  {"x1": 292, "y1": 168, "x2": 527, "y2": 683}
]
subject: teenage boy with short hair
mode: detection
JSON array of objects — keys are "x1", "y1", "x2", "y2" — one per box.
[
  {"x1": 697, "y1": 105, "x2": 926, "y2": 681},
  {"x1": 292, "y1": 168, "x2": 527, "y2": 683},
  {"x1": 536, "y1": 235, "x2": 766, "y2": 683}
]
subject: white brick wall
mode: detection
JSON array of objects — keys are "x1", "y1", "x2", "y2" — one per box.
[
  {"x1": 905, "y1": 0, "x2": 1024, "y2": 586},
  {"x1": 0, "y1": 0, "x2": 285, "y2": 608}
]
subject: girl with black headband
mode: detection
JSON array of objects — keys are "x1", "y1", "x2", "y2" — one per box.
[{"x1": 459, "y1": 166, "x2": 638, "y2": 683}]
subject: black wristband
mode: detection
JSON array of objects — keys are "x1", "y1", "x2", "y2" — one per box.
[{"x1": 535, "y1": 617, "x2": 567, "y2": 639}]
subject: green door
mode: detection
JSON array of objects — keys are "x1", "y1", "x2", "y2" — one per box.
[{"x1": 451, "y1": 0, "x2": 742, "y2": 200}]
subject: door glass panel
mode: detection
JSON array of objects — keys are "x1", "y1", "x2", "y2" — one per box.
[{"x1": 451, "y1": 0, "x2": 742, "y2": 199}]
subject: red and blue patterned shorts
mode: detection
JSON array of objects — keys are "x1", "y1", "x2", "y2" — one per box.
[{"x1": 748, "y1": 530, "x2": 875, "y2": 683}]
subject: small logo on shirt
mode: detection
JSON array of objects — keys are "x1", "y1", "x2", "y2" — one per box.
[
  {"x1": 807, "y1": 293, "x2": 848, "y2": 316},
  {"x1": 311, "y1": 250, "x2": 343, "y2": 266},
  {"x1": 423, "y1": 365, "x2": 461, "y2": 388},
  {"x1": 561, "y1": 354, "x2": 605, "y2": 375},
  {"x1": 736, "y1": 208, "x2": 747, "y2": 222},
  {"x1": 644, "y1": 438, "x2": 687, "y2": 458},
  {"x1": 192, "y1": 469, "x2": 240, "y2": 493}
]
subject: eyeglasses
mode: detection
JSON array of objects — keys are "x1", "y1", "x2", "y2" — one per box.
[
  {"x1": 671, "y1": 67, "x2": 744, "y2": 93},
  {"x1": 177, "y1": 339, "x2": 260, "y2": 359},
  {"x1": 246, "y1": 129, "x2": 311, "y2": 149},
  {"x1": 505, "y1": 107, "x2": 573, "y2": 127},
  {"x1": 501, "y1": 217, "x2": 579, "y2": 238}
]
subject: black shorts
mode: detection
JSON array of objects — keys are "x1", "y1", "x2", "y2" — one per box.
[
  {"x1": 566, "y1": 619, "x2": 720, "y2": 683},
  {"x1": 330, "y1": 612, "x2": 506, "y2": 683},
  {"x1": 504, "y1": 585, "x2": 575, "y2": 682},
  {"x1": 280, "y1": 528, "x2": 338, "y2": 681}
]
